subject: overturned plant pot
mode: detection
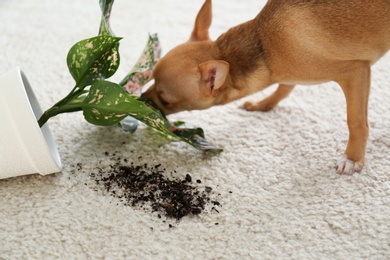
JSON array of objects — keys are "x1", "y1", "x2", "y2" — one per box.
[{"x1": 0, "y1": 67, "x2": 62, "y2": 179}]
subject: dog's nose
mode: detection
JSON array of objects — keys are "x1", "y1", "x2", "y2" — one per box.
[
  {"x1": 140, "y1": 85, "x2": 154, "y2": 99},
  {"x1": 139, "y1": 90, "x2": 167, "y2": 116},
  {"x1": 140, "y1": 91, "x2": 147, "y2": 98}
]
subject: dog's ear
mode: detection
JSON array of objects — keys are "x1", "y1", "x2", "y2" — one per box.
[
  {"x1": 199, "y1": 60, "x2": 229, "y2": 96},
  {"x1": 190, "y1": 0, "x2": 212, "y2": 41}
]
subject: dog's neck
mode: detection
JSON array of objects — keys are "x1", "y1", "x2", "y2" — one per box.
[
  {"x1": 213, "y1": 19, "x2": 272, "y2": 105},
  {"x1": 216, "y1": 20, "x2": 265, "y2": 77}
]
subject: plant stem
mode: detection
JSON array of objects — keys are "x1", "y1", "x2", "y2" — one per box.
[
  {"x1": 38, "y1": 84, "x2": 87, "y2": 127},
  {"x1": 38, "y1": 100, "x2": 84, "y2": 127}
]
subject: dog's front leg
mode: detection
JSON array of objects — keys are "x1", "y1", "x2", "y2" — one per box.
[
  {"x1": 336, "y1": 62, "x2": 371, "y2": 175},
  {"x1": 243, "y1": 84, "x2": 295, "y2": 111}
]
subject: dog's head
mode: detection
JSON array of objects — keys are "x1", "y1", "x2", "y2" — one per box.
[{"x1": 142, "y1": 0, "x2": 230, "y2": 115}]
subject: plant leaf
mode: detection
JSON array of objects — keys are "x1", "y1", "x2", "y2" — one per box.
[
  {"x1": 99, "y1": 0, "x2": 115, "y2": 36},
  {"x1": 67, "y1": 35, "x2": 121, "y2": 89},
  {"x1": 120, "y1": 34, "x2": 161, "y2": 94},
  {"x1": 171, "y1": 127, "x2": 223, "y2": 152},
  {"x1": 118, "y1": 34, "x2": 161, "y2": 132},
  {"x1": 82, "y1": 80, "x2": 172, "y2": 135},
  {"x1": 139, "y1": 98, "x2": 222, "y2": 152}
]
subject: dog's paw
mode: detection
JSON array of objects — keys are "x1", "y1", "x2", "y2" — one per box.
[
  {"x1": 336, "y1": 156, "x2": 363, "y2": 175},
  {"x1": 242, "y1": 100, "x2": 275, "y2": 112}
]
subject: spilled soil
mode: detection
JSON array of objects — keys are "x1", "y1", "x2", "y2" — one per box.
[{"x1": 73, "y1": 151, "x2": 222, "y2": 222}]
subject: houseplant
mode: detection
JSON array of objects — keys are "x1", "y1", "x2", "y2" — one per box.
[
  {"x1": 0, "y1": 0, "x2": 221, "y2": 180},
  {"x1": 38, "y1": 0, "x2": 222, "y2": 152}
]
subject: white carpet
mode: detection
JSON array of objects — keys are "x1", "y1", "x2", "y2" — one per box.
[{"x1": 1, "y1": 0, "x2": 390, "y2": 258}]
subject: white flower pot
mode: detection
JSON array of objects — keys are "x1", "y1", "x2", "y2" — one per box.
[{"x1": 0, "y1": 67, "x2": 62, "y2": 179}]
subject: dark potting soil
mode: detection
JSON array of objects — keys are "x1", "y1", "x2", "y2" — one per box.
[{"x1": 79, "y1": 152, "x2": 221, "y2": 221}]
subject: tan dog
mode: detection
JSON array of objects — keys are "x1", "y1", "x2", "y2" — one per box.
[{"x1": 142, "y1": 0, "x2": 390, "y2": 175}]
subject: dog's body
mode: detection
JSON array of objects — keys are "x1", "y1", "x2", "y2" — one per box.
[{"x1": 142, "y1": 0, "x2": 390, "y2": 174}]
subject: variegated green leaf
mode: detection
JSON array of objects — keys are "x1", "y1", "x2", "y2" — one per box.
[
  {"x1": 120, "y1": 34, "x2": 161, "y2": 94},
  {"x1": 119, "y1": 34, "x2": 161, "y2": 132},
  {"x1": 99, "y1": 0, "x2": 115, "y2": 36},
  {"x1": 82, "y1": 80, "x2": 173, "y2": 136},
  {"x1": 67, "y1": 35, "x2": 121, "y2": 89}
]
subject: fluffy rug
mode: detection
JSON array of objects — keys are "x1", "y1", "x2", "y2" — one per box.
[{"x1": 1, "y1": 0, "x2": 389, "y2": 258}]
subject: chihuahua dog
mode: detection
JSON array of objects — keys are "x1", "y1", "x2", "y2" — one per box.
[{"x1": 142, "y1": 0, "x2": 390, "y2": 175}]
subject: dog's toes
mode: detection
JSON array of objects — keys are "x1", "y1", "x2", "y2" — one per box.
[
  {"x1": 336, "y1": 155, "x2": 363, "y2": 175},
  {"x1": 241, "y1": 100, "x2": 274, "y2": 112},
  {"x1": 241, "y1": 101, "x2": 257, "y2": 111}
]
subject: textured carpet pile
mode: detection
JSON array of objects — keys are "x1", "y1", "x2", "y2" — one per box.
[{"x1": 1, "y1": 0, "x2": 389, "y2": 258}]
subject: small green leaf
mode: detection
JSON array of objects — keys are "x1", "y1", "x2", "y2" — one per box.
[
  {"x1": 173, "y1": 121, "x2": 186, "y2": 127},
  {"x1": 139, "y1": 98, "x2": 222, "y2": 152},
  {"x1": 171, "y1": 127, "x2": 223, "y2": 152},
  {"x1": 67, "y1": 35, "x2": 122, "y2": 89}
]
